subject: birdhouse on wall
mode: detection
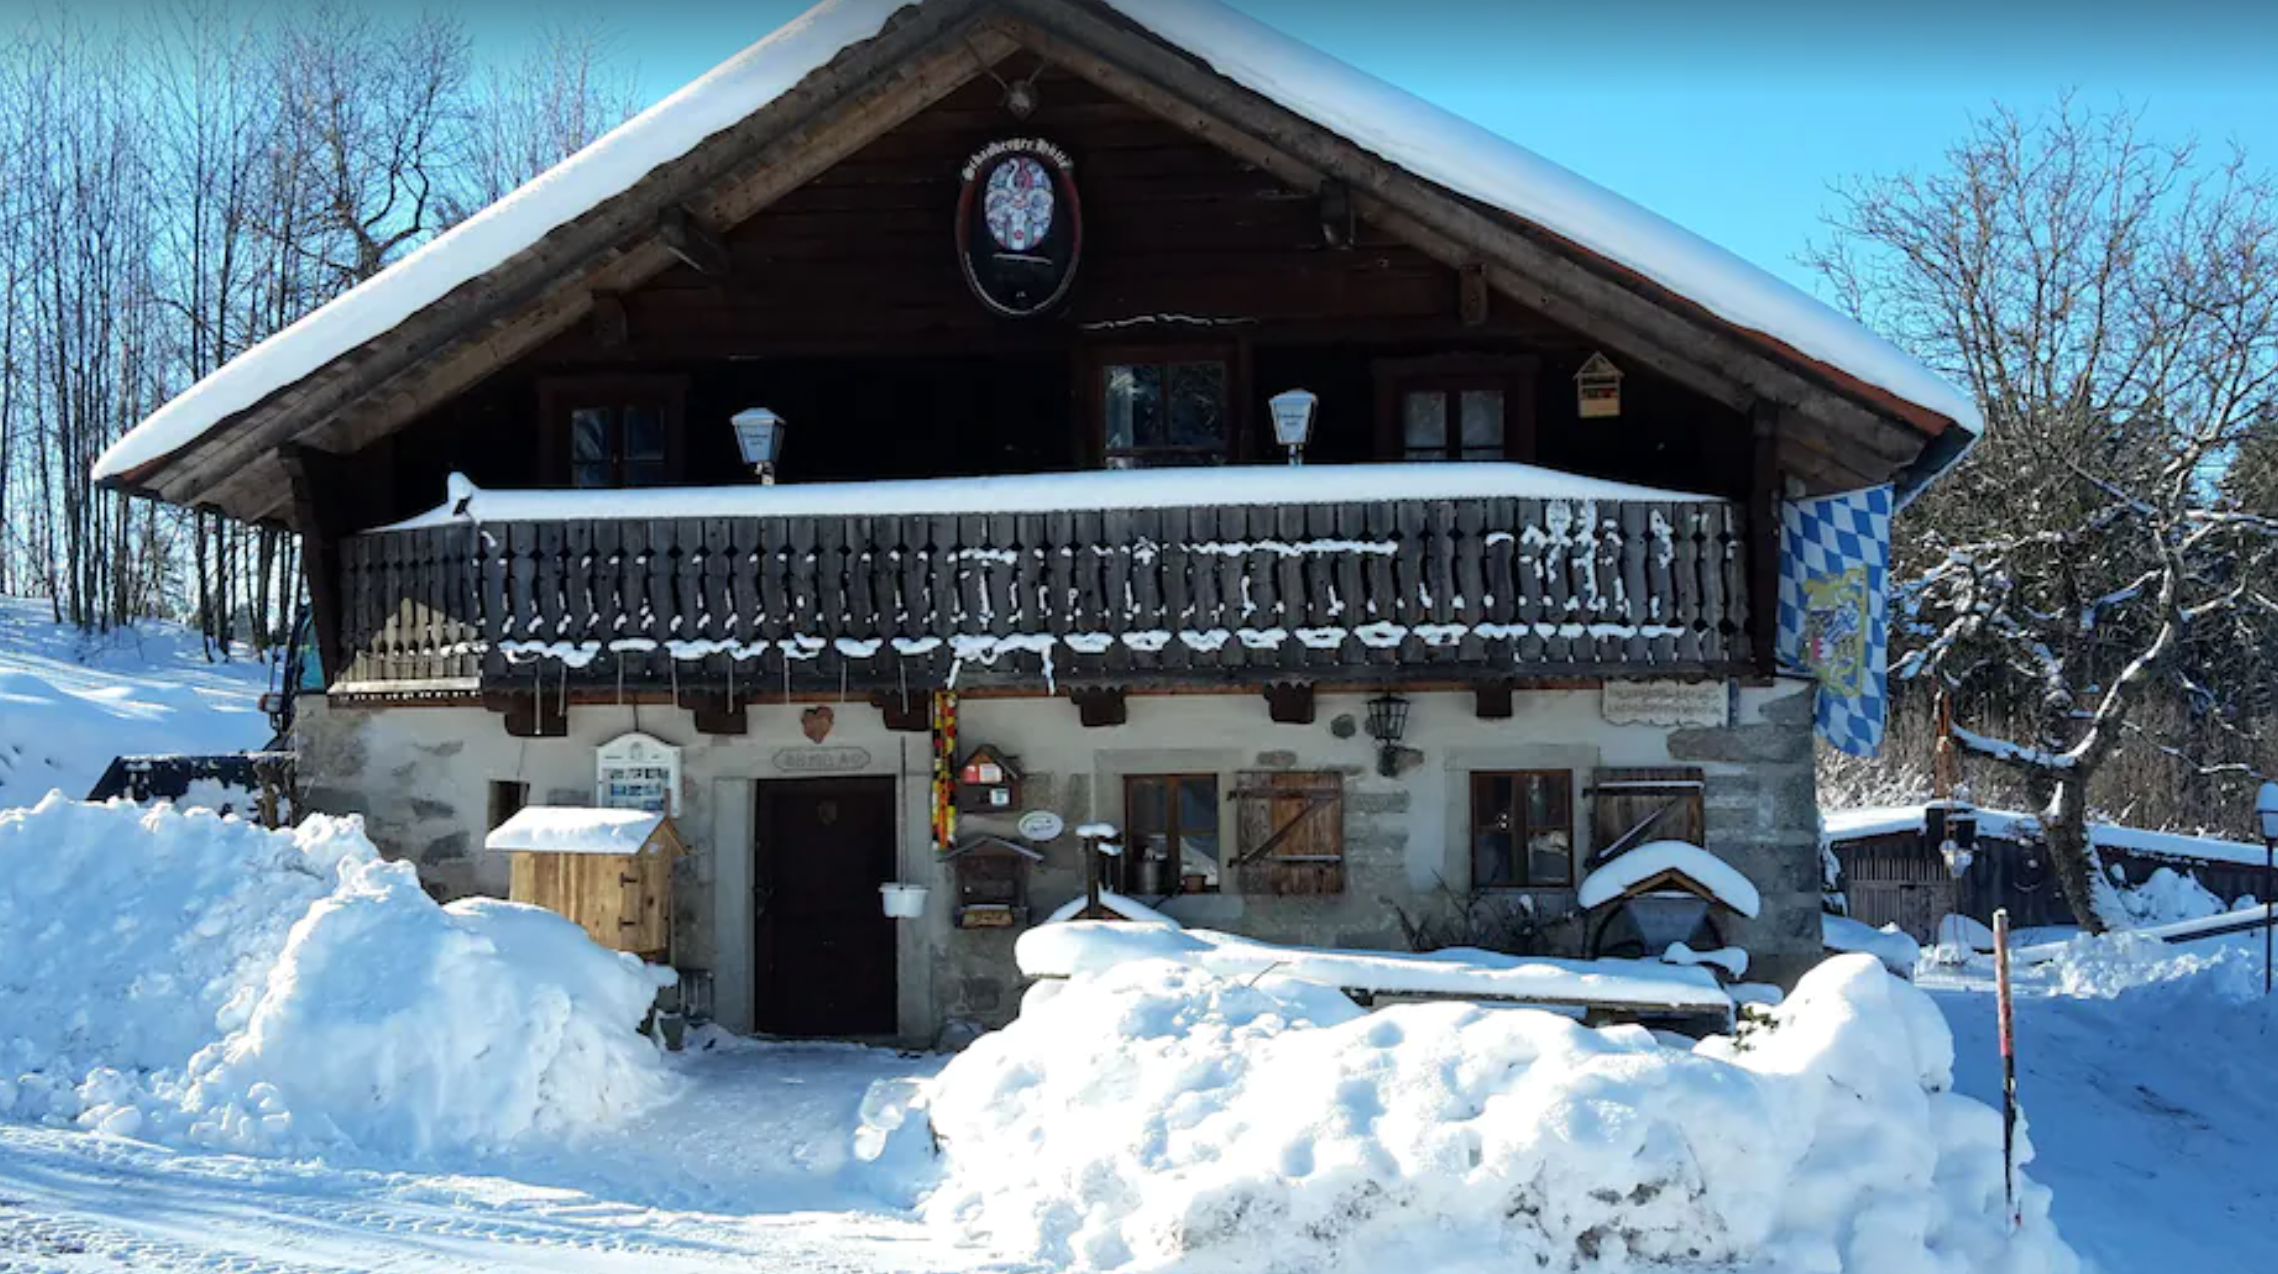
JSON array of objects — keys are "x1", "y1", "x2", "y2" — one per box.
[
  {"x1": 1575, "y1": 352, "x2": 1623, "y2": 419},
  {"x1": 954, "y1": 744, "x2": 1023, "y2": 813},
  {"x1": 943, "y1": 835, "x2": 1043, "y2": 929}
]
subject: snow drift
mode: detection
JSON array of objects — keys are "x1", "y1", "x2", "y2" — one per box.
[
  {"x1": 0, "y1": 796, "x2": 673, "y2": 1158},
  {"x1": 921, "y1": 954, "x2": 2077, "y2": 1273}
]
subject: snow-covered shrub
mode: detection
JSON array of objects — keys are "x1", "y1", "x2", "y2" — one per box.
[
  {"x1": 921, "y1": 954, "x2": 2077, "y2": 1273},
  {"x1": 0, "y1": 795, "x2": 673, "y2": 1158},
  {"x1": 2099, "y1": 865, "x2": 2231, "y2": 930}
]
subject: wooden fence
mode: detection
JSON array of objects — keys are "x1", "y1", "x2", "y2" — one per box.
[{"x1": 335, "y1": 496, "x2": 1752, "y2": 692}]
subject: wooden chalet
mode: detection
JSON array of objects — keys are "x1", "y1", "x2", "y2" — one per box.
[{"x1": 103, "y1": 0, "x2": 1977, "y2": 1042}]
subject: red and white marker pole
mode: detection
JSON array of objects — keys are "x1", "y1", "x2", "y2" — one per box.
[{"x1": 1993, "y1": 907, "x2": 2020, "y2": 1232}]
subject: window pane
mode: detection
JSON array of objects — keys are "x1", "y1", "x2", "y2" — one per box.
[
  {"x1": 1402, "y1": 391, "x2": 1446, "y2": 451},
  {"x1": 1472, "y1": 774, "x2": 1514, "y2": 887},
  {"x1": 625, "y1": 460, "x2": 669, "y2": 488},
  {"x1": 1165, "y1": 362, "x2": 1226, "y2": 448},
  {"x1": 572, "y1": 462, "x2": 613, "y2": 489},
  {"x1": 1104, "y1": 364, "x2": 1162, "y2": 450},
  {"x1": 1459, "y1": 390, "x2": 1503, "y2": 451},
  {"x1": 570, "y1": 408, "x2": 613, "y2": 462},
  {"x1": 1177, "y1": 776, "x2": 1220, "y2": 890},
  {"x1": 1523, "y1": 774, "x2": 1572, "y2": 885},
  {"x1": 623, "y1": 406, "x2": 666, "y2": 461}
]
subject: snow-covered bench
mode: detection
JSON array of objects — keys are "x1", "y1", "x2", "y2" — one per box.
[{"x1": 1017, "y1": 922, "x2": 1733, "y2": 1028}]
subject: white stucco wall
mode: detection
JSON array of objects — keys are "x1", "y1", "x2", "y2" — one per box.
[{"x1": 296, "y1": 679, "x2": 1820, "y2": 1043}]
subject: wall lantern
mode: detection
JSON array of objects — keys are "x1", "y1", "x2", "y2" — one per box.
[
  {"x1": 1268, "y1": 389, "x2": 1319, "y2": 466},
  {"x1": 1363, "y1": 692, "x2": 1410, "y2": 778},
  {"x1": 732, "y1": 408, "x2": 787, "y2": 485},
  {"x1": 1575, "y1": 352, "x2": 1623, "y2": 420}
]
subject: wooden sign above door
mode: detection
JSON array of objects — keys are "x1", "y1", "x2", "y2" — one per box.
[{"x1": 956, "y1": 138, "x2": 1082, "y2": 319}]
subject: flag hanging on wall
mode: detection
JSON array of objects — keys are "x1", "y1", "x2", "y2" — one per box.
[{"x1": 1776, "y1": 485, "x2": 1892, "y2": 756}]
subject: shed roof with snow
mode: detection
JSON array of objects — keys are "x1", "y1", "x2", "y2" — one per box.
[
  {"x1": 99, "y1": 0, "x2": 1976, "y2": 525},
  {"x1": 484, "y1": 806, "x2": 683, "y2": 857}
]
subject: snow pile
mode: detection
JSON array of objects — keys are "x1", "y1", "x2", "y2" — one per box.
[
  {"x1": 1822, "y1": 912, "x2": 1922, "y2": 976},
  {"x1": 0, "y1": 598, "x2": 269, "y2": 809},
  {"x1": 921, "y1": 954, "x2": 2075, "y2": 1272},
  {"x1": 0, "y1": 796, "x2": 673, "y2": 1158},
  {"x1": 2102, "y1": 865, "x2": 2232, "y2": 929}
]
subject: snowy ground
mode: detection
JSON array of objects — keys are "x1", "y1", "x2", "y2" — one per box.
[
  {"x1": 0, "y1": 598, "x2": 270, "y2": 808},
  {"x1": 1923, "y1": 932, "x2": 2277, "y2": 1274},
  {"x1": 0, "y1": 1039, "x2": 1013, "y2": 1273}
]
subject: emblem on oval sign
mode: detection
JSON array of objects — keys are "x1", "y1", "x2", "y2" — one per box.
[
  {"x1": 801, "y1": 705, "x2": 835, "y2": 743},
  {"x1": 956, "y1": 137, "x2": 1081, "y2": 319}
]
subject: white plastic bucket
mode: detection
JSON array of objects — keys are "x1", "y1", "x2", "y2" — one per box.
[{"x1": 879, "y1": 883, "x2": 929, "y2": 919}]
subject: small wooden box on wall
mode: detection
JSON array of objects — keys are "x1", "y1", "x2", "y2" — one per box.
[
  {"x1": 953, "y1": 744, "x2": 1023, "y2": 814},
  {"x1": 943, "y1": 835, "x2": 1042, "y2": 929}
]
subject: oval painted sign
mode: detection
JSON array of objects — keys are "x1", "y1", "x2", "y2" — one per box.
[
  {"x1": 956, "y1": 138, "x2": 1081, "y2": 319},
  {"x1": 1017, "y1": 809, "x2": 1066, "y2": 842}
]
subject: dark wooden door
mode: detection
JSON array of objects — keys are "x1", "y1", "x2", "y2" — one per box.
[{"x1": 754, "y1": 777, "x2": 899, "y2": 1036}]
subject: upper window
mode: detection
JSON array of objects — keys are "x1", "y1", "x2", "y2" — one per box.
[
  {"x1": 1402, "y1": 388, "x2": 1506, "y2": 461},
  {"x1": 1122, "y1": 773, "x2": 1221, "y2": 895},
  {"x1": 1098, "y1": 351, "x2": 1231, "y2": 469},
  {"x1": 542, "y1": 376, "x2": 683, "y2": 489},
  {"x1": 1471, "y1": 770, "x2": 1574, "y2": 888},
  {"x1": 1374, "y1": 356, "x2": 1536, "y2": 463},
  {"x1": 570, "y1": 405, "x2": 668, "y2": 489}
]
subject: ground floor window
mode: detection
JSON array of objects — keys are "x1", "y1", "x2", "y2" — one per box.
[
  {"x1": 1122, "y1": 773, "x2": 1221, "y2": 895},
  {"x1": 1471, "y1": 770, "x2": 1574, "y2": 887}
]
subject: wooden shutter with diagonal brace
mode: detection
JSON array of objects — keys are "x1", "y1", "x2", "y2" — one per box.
[
  {"x1": 1588, "y1": 767, "x2": 1706, "y2": 871},
  {"x1": 1232, "y1": 771, "x2": 1345, "y2": 895}
]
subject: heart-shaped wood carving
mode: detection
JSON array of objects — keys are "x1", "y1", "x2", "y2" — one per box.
[{"x1": 801, "y1": 705, "x2": 835, "y2": 743}]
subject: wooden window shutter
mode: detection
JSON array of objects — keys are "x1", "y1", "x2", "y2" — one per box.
[
  {"x1": 1588, "y1": 767, "x2": 1705, "y2": 871},
  {"x1": 1232, "y1": 770, "x2": 1345, "y2": 895}
]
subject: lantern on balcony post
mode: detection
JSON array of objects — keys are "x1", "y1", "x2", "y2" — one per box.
[
  {"x1": 732, "y1": 408, "x2": 787, "y2": 485},
  {"x1": 1268, "y1": 388, "x2": 1319, "y2": 467}
]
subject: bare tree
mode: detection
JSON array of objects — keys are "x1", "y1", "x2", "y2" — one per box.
[
  {"x1": 1810, "y1": 99, "x2": 2278, "y2": 929},
  {"x1": 458, "y1": 19, "x2": 638, "y2": 215}
]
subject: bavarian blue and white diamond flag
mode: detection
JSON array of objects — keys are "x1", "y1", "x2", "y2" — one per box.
[{"x1": 1777, "y1": 486, "x2": 1892, "y2": 756}]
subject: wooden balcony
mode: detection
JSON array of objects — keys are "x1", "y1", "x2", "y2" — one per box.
[{"x1": 330, "y1": 482, "x2": 1755, "y2": 700}]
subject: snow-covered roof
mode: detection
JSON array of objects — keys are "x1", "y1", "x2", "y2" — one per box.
[
  {"x1": 1576, "y1": 840, "x2": 1763, "y2": 918},
  {"x1": 484, "y1": 806, "x2": 671, "y2": 856},
  {"x1": 1042, "y1": 890, "x2": 1180, "y2": 926},
  {"x1": 383, "y1": 464, "x2": 1717, "y2": 531},
  {"x1": 1016, "y1": 922, "x2": 1731, "y2": 1013},
  {"x1": 99, "y1": 0, "x2": 1976, "y2": 492},
  {"x1": 1101, "y1": 0, "x2": 1980, "y2": 439},
  {"x1": 1822, "y1": 804, "x2": 2269, "y2": 870}
]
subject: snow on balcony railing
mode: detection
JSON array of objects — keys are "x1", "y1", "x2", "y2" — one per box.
[{"x1": 339, "y1": 467, "x2": 1751, "y2": 693}]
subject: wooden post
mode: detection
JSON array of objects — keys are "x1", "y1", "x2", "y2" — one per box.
[
  {"x1": 1748, "y1": 401, "x2": 1783, "y2": 675},
  {"x1": 1993, "y1": 907, "x2": 2019, "y2": 1232},
  {"x1": 276, "y1": 444, "x2": 354, "y2": 687},
  {"x1": 1083, "y1": 830, "x2": 1103, "y2": 917}
]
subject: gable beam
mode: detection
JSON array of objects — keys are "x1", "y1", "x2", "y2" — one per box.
[
  {"x1": 657, "y1": 205, "x2": 732, "y2": 277},
  {"x1": 161, "y1": 4, "x2": 1014, "y2": 525},
  {"x1": 997, "y1": 0, "x2": 1936, "y2": 462}
]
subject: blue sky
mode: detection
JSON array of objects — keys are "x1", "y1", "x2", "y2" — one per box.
[{"x1": 467, "y1": 0, "x2": 2278, "y2": 299}]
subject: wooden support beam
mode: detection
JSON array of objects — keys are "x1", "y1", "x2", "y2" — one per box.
[
  {"x1": 1749, "y1": 401, "x2": 1784, "y2": 674},
  {"x1": 1459, "y1": 262, "x2": 1490, "y2": 327},
  {"x1": 657, "y1": 205, "x2": 732, "y2": 277},
  {"x1": 691, "y1": 694, "x2": 748, "y2": 736},
  {"x1": 872, "y1": 691, "x2": 932, "y2": 732},
  {"x1": 1263, "y1": 682, "x2": 1315, "y2": 725},
  {"x1": 590, "y1": 291, "x2": 629, "y2": 348},
  {"x1": 487, "y1": 690, "x2": 567, "y2": 739},
  {"x1": 1070, "y1": 686, "x2": 1127, "y2": 728},
  {"x1": 276, "y1": 444, "x2": 352, "y2": 686},
  {"x1": 1474, "y1": 683, "x2": 1515, "y2": 719}
]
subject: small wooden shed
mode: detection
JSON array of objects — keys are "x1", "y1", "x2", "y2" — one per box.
[{"x1": 485, "y1": 806, "x2": 685, "y2": 961}]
